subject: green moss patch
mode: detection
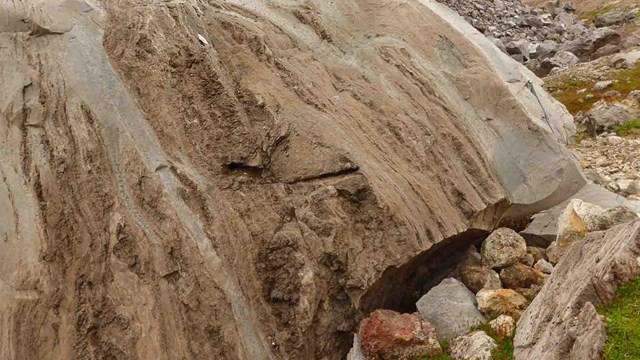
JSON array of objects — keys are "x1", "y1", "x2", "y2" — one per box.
[
  {"x1": 614, "y1": 119, "x2": 640, "y2": 137},
  {"x1": 597, "y1": 277, "x2": 640, "y2": 359},
  {"x1": 547, "y1": 63, "x2": 640, "y2": 116}
]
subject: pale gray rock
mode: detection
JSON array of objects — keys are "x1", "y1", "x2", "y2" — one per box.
[
  {"x1": 612, "y1": 49, "x2": 640, "y2": 69},
  {"x1": 515, "y1": 221, "x2": 640, "y2": 360},
  {"x1": 347, "y1": 334, "x2": 365, "y2": 360},
  {"x1": 594, "y1": 10, "x2": 634, "y2": 27},
  {"x1": 489, "y1": 315, "x2": 515, "y2": 338},
  {"x1": 533, "y1": 259, "x2": 553, "y2": 274},
  {"x1": 592, "y1": 80, "x2": 614, "y2": 91},
  {"x1": 449, "y1": 331, "x2": 497, "y2": 360},
  {"x1": 587, "y1": 99, "x2": 640, "y2": 131},
  {"x1": 522, "y1": 184, "x2": 640, "y2": 246},
  {"x1": 416, "y1": 278, "x2": 486, "y2": 341},
  {"x1": 481, "y1": 228, "x2": 527, "y2": 269}
]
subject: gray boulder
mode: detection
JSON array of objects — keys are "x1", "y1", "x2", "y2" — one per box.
[
  {"x1": 560, "y1": 27, "x2": 620, "y2": 60},
  {"x1": 416, "y1": 278, "x2": 486, "y2": 341},
  {"x1": 586, "y1": 99, "x2": 640, "y2": 131},
  {"x1": 594, "y1": 10, "x2": 635, "y2": 28},
  {"x1": 515, "y1": 221, "x2": 640, "y2": 360},
  {"x1": 522, "y1": 184, "x2": 640, "y2": 246},
  {"x1": 481, "y1": 228, "x2": 527, "y2": 269}
]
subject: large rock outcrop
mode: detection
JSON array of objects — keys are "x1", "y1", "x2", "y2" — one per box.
[
  {"x1": 1, "y1": 0, "x2": 582, "y2": 358},
  {"x1": 515, "y1": 220, "x2": 640, "y2": 360}
]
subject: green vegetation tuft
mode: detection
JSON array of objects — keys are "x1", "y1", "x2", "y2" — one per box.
[
  {"x1": 614, "y1": 119, "x2": 640, "y2": 137},
  {"x1": 597, "y1": 276, "x2": 640, "y2": 360},
  {"x1": 473, "y1": 322, "x2": 515, "y2": 360},
  {"x1": 547, "y1": 63, "x2": 640, "y2": 116},
  {"x1": 583, "y1": 4, "x2": 615, "y2": 24},
  {"x1": 418, "y1": 323, "x2": 515, "y2": 359},
  {"x1": 417, "y1": 341, "x2": 454, "y2": 360}
]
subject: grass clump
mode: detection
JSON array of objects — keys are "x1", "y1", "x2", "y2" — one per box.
[
  {"x1": 597, "y1": 277, "x2": 640, "y2": 359},
  {"x1": 547, "y1": 63, "x2": 640, "y2": 116},
  {"x1": 614, "y1": 119, "x2": 640, "y2": 137},
  {"x1": 419, "y1": 323, "x2": 514, "y2": 359},
  {"x1": 583, "y1": 4, "x2": 615, "y2": 24},
  {"x1": 417, "y1": 341, "x2": 454, "y2": 360},
  {"x1": 474, "y1": 322, "x2": 515, "y2": 360}
]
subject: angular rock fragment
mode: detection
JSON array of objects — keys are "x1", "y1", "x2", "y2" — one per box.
[
  {"x1": 460, "y1": 266, "x2": 502, "y2": 293},
  {"x1": 359, "y1": 310, "x2": 442, "y2": 360},
  {"x1": 481, "y1": 228, "x2": 527, "y2": 269},
  {"x1": 515, "y1": 222, "x2": 640, "y2": 360},
  {"x1": 416, "y1": 278, "x2": 486, "y2": 341},
  {"x1": 476, "y1": 289, "x2": 528, "y2": 320},
  {"x1": 449, "y1": 331, "x2": 497, "y2": 360},
  {"x1": 489, "y1": 315, "x2": 515, "y2": 339}
]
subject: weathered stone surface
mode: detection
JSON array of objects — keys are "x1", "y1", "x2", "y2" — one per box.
[
  {"x1": 527, "y1": 246, "x2": 547, "y2": 263},
  {"x1": 481, "y1": 228, "x2": 527, "y2": 269},
  {"x1": 548, "y1": 200, "x2": 639, "y2": 263},
  {"x1": 359, "y1": 310, "x2": 442, "y2": 360},
  {"x1": 499, "y1": 263, "x2": 547, "y2": 289},
  {"x1": 515, "y1": 221, "x2": 640, "y2": 360},
  {"x1": 489, "y1": 315, "x2": 515, "y2": 339},
  {"x1": 460, "y1": 266, "x2": 502, "y2": 293},
  {"x1": 547, "y1": 199, "x2": 602, "y2": 263},
  {"x1": 347, "y1": 335, "x2": 365, "y2": 360},
  {"x1": 594, "y1": 10, "x2": 634, "y2": 28},
  {"x1": 449, "y1": 331, "x2": 497, "y2": 360},
  {"x1": 515, "y1": 284, "x2": 543, "y2": 301},
  {"x1": 416, "y1": 278, "x2": 486, "y2": 341},
  {"x1": 534, "y1": 259, "x2": 553, "y2": 274},
  {"x1": 586, "y1": 99, "x2": 640, "y2": 131},
  {"x1": 0, "y1": 0, "x2": 586, "y2": 358},
  {"x1": 590, "y1": 206, "x2": 639, "y2": 231},
  {"x1": 476, "y1": 289, "x2": 528, "y2": 320}
]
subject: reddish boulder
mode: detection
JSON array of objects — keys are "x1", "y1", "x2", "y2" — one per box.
[{"x1": 359, "y1": 310, "x2": 442, "y2": 360}]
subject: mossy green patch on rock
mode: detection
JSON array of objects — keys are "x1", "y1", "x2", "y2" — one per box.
[{"x1": 597, "y1": 277, "x2": 640, "y2": 360}]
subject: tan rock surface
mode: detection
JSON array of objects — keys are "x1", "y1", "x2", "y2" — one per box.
[{"x1": 0, "y1": 0, "x2": 583, "y2": 358}]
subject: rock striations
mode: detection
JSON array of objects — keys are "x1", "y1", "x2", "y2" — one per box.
[{"x1": 1, "y1": 0, "x2": 585, "y2": 358}]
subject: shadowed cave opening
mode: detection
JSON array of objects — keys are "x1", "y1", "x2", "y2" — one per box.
[{"x1": 358, "y1": 229, "x2": 491, "y2": 315}]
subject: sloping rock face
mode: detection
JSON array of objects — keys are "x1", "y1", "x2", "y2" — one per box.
[
  {"x1": 1, "y1": 0, "x2": 582, "y2": 359},
  {"x1": 515, "y1": 221, "x2": 640, "y2": 360}
]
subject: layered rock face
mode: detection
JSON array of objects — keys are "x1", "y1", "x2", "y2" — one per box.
[
  {"x1": 515, "y1": 220, "x2": 640, "y2": 359},
  {"x1": 1, "y1": 0, "x2": 582, "y2": 359}
]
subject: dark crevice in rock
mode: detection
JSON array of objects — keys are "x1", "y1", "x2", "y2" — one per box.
[
  {"x1": 223, "y1": 162, "x2": 264, "y2": 177},
  {"x1": 358, "y1": 229, "x2": 490, "y2": 315},
  {"x1": 286, "y1": 166, "x2": 360, "y2": 184}
]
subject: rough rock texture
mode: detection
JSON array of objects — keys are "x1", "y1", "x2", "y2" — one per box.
[
  {"x1": 534, "y1": 259, "x2": 554, "y2": 274},
  {"x1": 460, "y1": 266, "x2": 502, "y2": 293},
  {"x1": 416, "y1": 278, "x2": 486, "y2": 341},
  {"x1": 522, "y1": 183, "x2": 640, "y2": 246},
  {"x1": 515, "y1": 221, "x2": 640, "y2": 360},
  {"x1": 359, "y1": 310, "x2": 442, "y2": 360},
  {"x1": 499, "y1": 263, "x2": 547, "y2": 289},
  {"x1": 573, "y1": 136, "x2": 640, "y2": 198},
  {"x1": 449, "y1": 331, "x2": 497, "y2": 360},
  {"x1": 0, "y1": 0, "x2": 584, "y2": 358},
  {"x1": 547, "y1": 199, "x2": 602, "y2": 262},
  {"x1": 476, "y1": 288, "x2": 529, "y2": 319},
  {"x1": 585, "y1": 98, "x2": 640, "y2": 131},
  {"x1": 481, "y1": 228, "x2": 528, "y2": 269},
  {"x1": 489, "y1": 315, "x2": 515, "y2": 339}
]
